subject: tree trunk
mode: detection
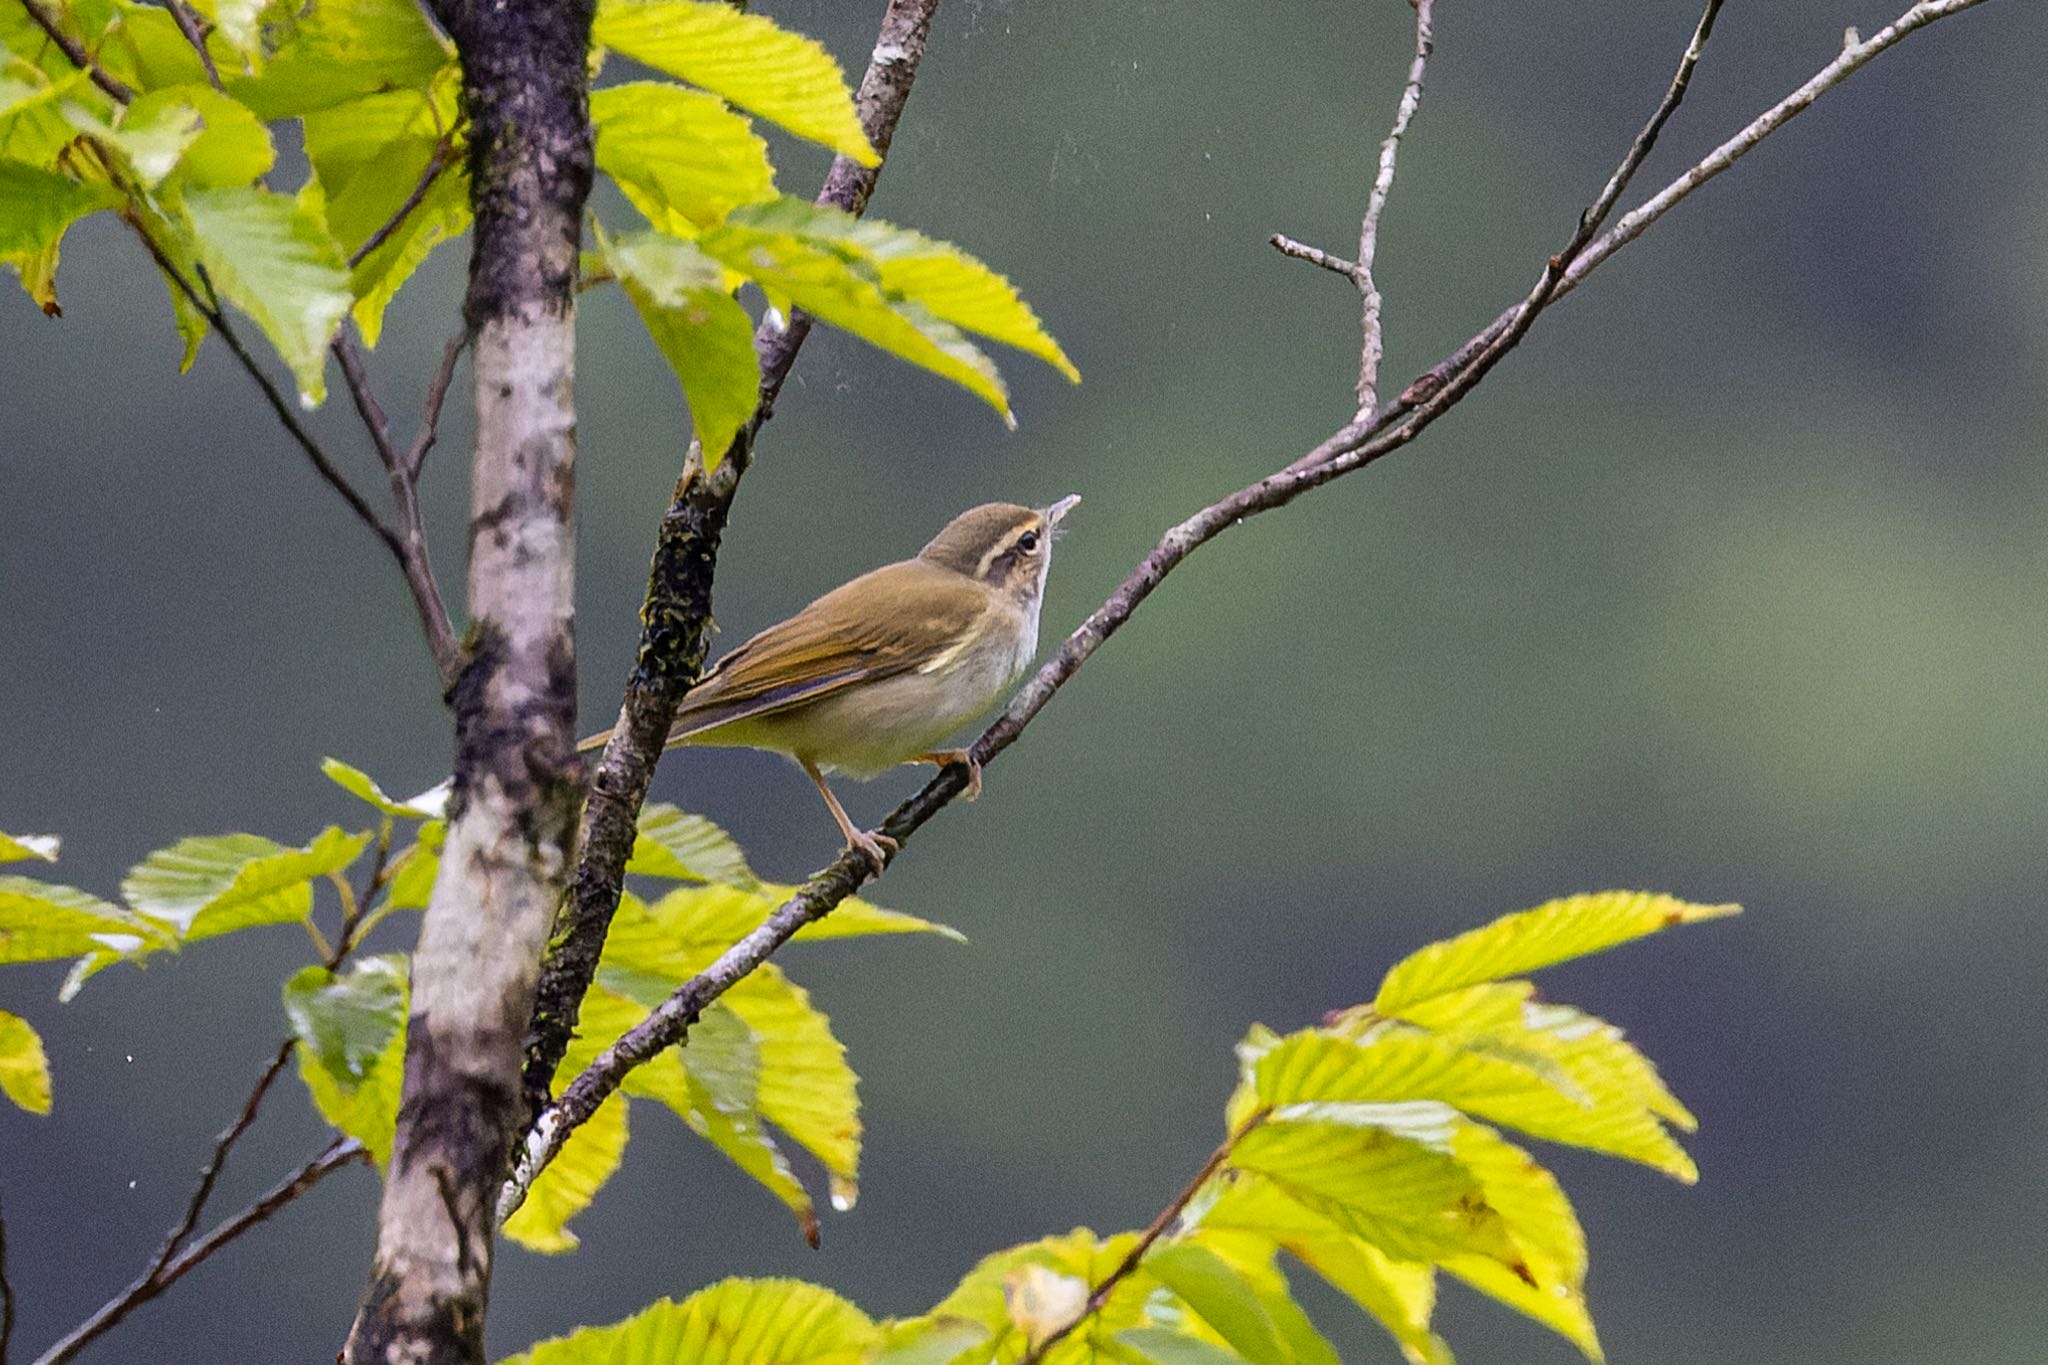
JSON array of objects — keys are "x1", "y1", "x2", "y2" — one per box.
[{"x1": 344, "y1": 0, "x2": 594, "y2": 1357}]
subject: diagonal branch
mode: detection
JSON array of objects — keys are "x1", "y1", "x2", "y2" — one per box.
[
  {"x1": 1015, "y1": 1111, "x2": 1271, "y2": 1365},
  {"x1": 17, "y1": 0, "x2": 132, "y2": 101},
  {"x1": 519, "y1": 0, "x2": 945, "y2": 1121},
  {"x1": 504, "y1": 0, "x2": 1991, "y2": 1206},
  {"x1": 30, "y1": 1139, "x2": 366, "y2": 1365}
]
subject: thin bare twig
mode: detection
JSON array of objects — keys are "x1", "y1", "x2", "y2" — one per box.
[
  {"x1": 160, "y1": 0, "x2": 222, "y2": 91},
  {"x1": 149, "y1": 1039, "x2": 297, "y2": 1275},
  {"x1": 1353, "y1": 0, "x2": 1435, "y2": 412},
  {"x1": 1016, "y1": 1112, "x2": 1270, "y2": 1365},
  {"x1": 348, "y1": 142, "x2": 457, "y2": 270},
  {"x1": 1, "y1": 1189, "x2": 15, "y2": 1365},
  {"x1": 31, "y1": 1139, "x2": 366, "y2": 1365},
  {"x1": 1268, "y1": 233, "x2": 1359, "y2": 278},
  {"x1": 406, "y1": 330, "x2": 466, "y2": 479},
  {"x1": 17, "y1": 0, "x2": 132, "y2": 101},
  {"x1": 506, "y1": 0, "x2": 1993, "y2": 1204},
  {"x1": 333, "y1": 336, "x2": 461, "y2": 685}
]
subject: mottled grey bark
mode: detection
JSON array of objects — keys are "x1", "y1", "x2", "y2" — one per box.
[{"x1": 343, "y1": 0, "x2": 594, "y2": 1357}]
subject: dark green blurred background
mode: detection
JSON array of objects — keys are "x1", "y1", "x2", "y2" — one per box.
[{"x1": 6, "y1": 1, "x2": 2046, "y2": 1360}]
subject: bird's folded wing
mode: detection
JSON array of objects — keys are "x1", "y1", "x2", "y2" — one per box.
[{"x1": 665, "y1": 561, "x2": 992, "y2": 740}]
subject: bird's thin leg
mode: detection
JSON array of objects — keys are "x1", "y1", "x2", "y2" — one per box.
[
  {"x1": 800, "y1": 758, "x2": 896, "y2": 869},
  {"x1": 914, "y1": 749, "x2": 982, "y2": 801}
]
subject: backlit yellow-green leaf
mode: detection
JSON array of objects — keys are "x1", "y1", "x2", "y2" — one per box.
[
  {"x1": 283, "y1": 954, "x2": 407, "y2": 1166},
  {"x1": 593, "y1": 0, "x2": 875, "y2": 165},
  {"x1": 1374, "y1": 892, "x2": 1739, "y2": 1014},
  {"x1": 224, "y1": 0, "x2": 450, "y2": 119},
  {"x1": 0, "y1": 162, "x2": 116, "y2": 258},
  {"x1": 1388, "y1": 986, "x2": 1699, "y2": 1180},
  {"x1": 1229, "y1": 1119, "x2": 1521, "y2": 1274},
  {"x1": 0, "y1": 832, "x2": 59, "y2": 864},
  {"x1": 698, "y1": 216, "x2": 1011, "y2": 422},
  {"x1": 1115, "y1": 1328, "x2": 1254, "y2": 1365},
  {"x1": 0, "y1": 66, "x2": 96, "y2": 166},
  {"x1": 127, "y1": 85, "x2": 273, "y2": 187},
  {"x1": 347, "y1": 159, "x2": 466, "y2": 346},
  {"x1": 602, "y1": 231, "x2": 759, "y2": 468},
  {"x1": 181, "y1": 184, "x2": 353, "y2": 404},
  {"x1": 930, "y1": 1229, "x2": 1147, "y2": 1360},
  {"x1": 0, "y1": 1009, "x2": 52, "y2": 1114},
  {"x1": 123, "y1": 826, "x2": 367, "y2": 941},
  {"x1": 729, "y1": 199, "x2": 1076, "y2": 380},
  {"x1": 1142, "y1": 1242, "x2": 1290, "y2": 1365},
  {"x1": 0, "y1": 875, "x2": 150, "y2": 965},
  {"x1": 593, "y1": 81, "x2": 776, "y2": 233},
  {"x1": 625, "y1": 801, "x2": 759, "y2": 886},
  {"x1": 504, "y1": 1092, "x2": 629, "y2": 1252},
  {"x1": 501, "y1": 1278, "x2": 877, "y2": 1365},
  {"x1": 321, "y1": 757, "x2": 441, "y2": 820},
  {"x1": 725, "y1": 964, "x2": 860, "y2": 1200},
  {"x1": 378, "y1": 820, "x2": 446, "y2": 912},
  {"x1": 868, "y1": 1318, "x2": 991, "y2": 1365}
]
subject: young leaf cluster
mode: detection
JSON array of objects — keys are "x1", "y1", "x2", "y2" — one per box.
[
  {"x1": 0, "y1": 758, "x2": 959, "y2": 1262},
  {"x1": 2, "y1": 0, "x2": 1072, "y2": 450},
  {"x1": 502, "y1": 891, "x2": 1737, "y2": 1365}
]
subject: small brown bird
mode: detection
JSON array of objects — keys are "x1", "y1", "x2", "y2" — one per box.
[{"x1": 583, "y1": 496, "x2": 1080, "y2": 866}]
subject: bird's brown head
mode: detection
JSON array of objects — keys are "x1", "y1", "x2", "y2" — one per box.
[{"x1": 918, "y1": 495, "x2": 1081, "y2": 601}]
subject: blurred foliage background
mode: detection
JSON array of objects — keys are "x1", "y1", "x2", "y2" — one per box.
[{"x1": 5, "y1": 0, "x2": 2047, "y2": 1361}]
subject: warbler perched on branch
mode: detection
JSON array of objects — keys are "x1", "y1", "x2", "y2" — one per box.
[{"x1": 582, "y1": 496, "x2": 1081, "y2": 865}]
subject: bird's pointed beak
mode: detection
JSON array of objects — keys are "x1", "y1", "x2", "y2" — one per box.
[{"x1": 1042, "y1": 494, "x2": 1081, "y2": 527}]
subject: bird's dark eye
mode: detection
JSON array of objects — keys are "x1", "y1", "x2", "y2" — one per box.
[{"x1": 1018, "y1": 530, "x2": 1041, "y2": 553}]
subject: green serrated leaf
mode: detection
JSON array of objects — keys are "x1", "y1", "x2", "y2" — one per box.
[
  {"x1": 501, "y1": 1278, "x2": 877, "y2": 1365},
  {"x1": 593, "y1": 80, "x2": 776, "y2": 233},
  {"x1": 1116, "y1": 1328, "x2": 1256, "y2": 1365},
  {"x1": 0, "y1": 1008, "x2": 52, "y2": 1114},
  {"x1": 725, "y1": 964, "x2": 860, "y2": 1201},
  {"x1": 931, "y1": 1229, "x2": 1148, "y2": 1356},
  {"x1": 593, "y1": 0, "x2": 875, "y2": 164},
  {"x1": 1375, "y1": 892, "x2": 1740, "y2": 1014},
  {"x1": 0, "y1": 832, "x2": 59, "y2": 863},
  {"x1": 180, "y1": 184, "x2": 352, "y2": 404},
  {"x1": 504, "y1": 1092, "x2": 629, "y2": 1253},
  {"x1": 348, "y1": 157, "x2": 466, "y2": 347},
  {"x1": 1229, "y1": 1119, "x2": 1522, "y2": 1274},
  {"x1": 380, "y1": 820, "x2": 445, "y2": 911},
  {"x1": 0, "y1": 875, "x2": 150, "y2": 964},
  {"x1": 321, "y1": 757, "x2": 441, "y2": 819},
  {"x1": 698, "y1": 215, "x2": 1011, "y2": 422},
  {"x1": 730, "y1": 198, "x2": 1077, "y2": 381},
  {"x1": 867, "y1": 1318, "x2": 990, "y2": 1365},
  {"x1": 128, "y1": 85, "x2": 274, "y2": 187},
  {"x1": 0, "y1": 161, "x2": 116, "y2": 257},
  {"x1": 602, "y1": 231, "x2": 759, "y2": 468},
  {"x1": 1143, "y1": 1243, "x2": 1290, "y2": 1365},
  {"x1": 625, "y1": 801, "x2": 758, "y2": 886},
  {"x1": 124, "y1": 827, "x2": 367, "y2": 941},
  {"x1": 223, "y1": 0, "x2": 450, "y2": 119},
  {"x1": 630, "y1": 996, "x2": 820, "y2": 1243},
  {"x1": 0, "y1": 66, "x2": 96, "y2": 166},
  {"x1": 283, "y1": 954, "x2": 408, "y2": 1166}
]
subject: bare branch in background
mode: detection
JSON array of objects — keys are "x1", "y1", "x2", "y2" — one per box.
[
  {"x1": 505, "y1": 0, "x2": 1989, "y2": 1204},
  {"x1": 334, "y1": 337, "x2": 463, "y2": 687},
  {"x1": 31, "y1": 1140, "x2": 367, "y2": 1365},
  {"x1": 1, "y1": 1190, "x2": 14, "y2": 1365},
  {"x1": 520, "y1": 0, "x2": 945, "y2": 1121},
  {"x1": 1353, "y1": 0, "x2": 1434, "y2": 412}
]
